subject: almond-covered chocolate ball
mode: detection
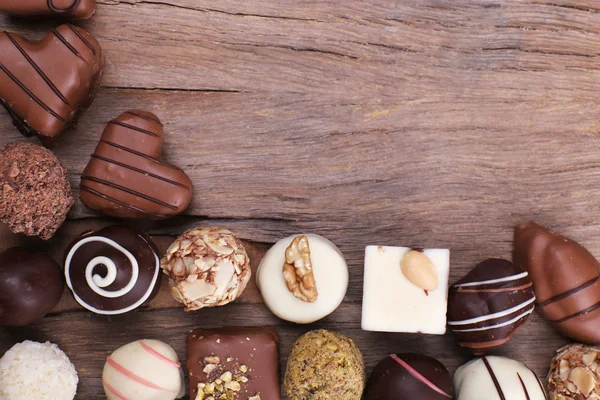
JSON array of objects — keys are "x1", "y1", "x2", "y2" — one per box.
[{"x1": 160, "y1": 227, "x2": 251, "y2": 311}]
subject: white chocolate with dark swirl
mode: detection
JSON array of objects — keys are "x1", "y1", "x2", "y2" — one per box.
[{"x1": 64, "y1": 225, "x2": 161, "y2": 315}]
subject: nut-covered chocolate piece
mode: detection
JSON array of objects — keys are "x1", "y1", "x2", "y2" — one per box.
[
  {"x1": 548, "y1": 343, "x2": 600, "y2": 399},
  {"x1": 161, "y1": 227, "x2": 251, "y2": 311},
  {"x1": 80, "y1": 110, "x2": 192, "y2": 219},
  {"x1": 187, "y1": 327, "x2": 280, "y2": 400},
  {"x1": 448, "y1": 258, "x2": 535, "y2": 354},
  {"x1": 283, "y1": 235, "x2": 318, "y2": 303},
  {"x1": 0, "y1": 142, "x2": 73, "y2": 239},
  {"x1": 0, "y1": 24, "x2": 103, "y2": 145},
  {"x1": 0, "y1": 0, "x2": 96, "y2": 19},
  {"x1": 514, "y1": 221, "x2": 600, "y2": 344}
]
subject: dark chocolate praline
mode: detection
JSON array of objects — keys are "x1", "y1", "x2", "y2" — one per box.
[
  {"x1": 0, "y1": 247, "x2": 64, "y2": 327},
  {"x1": 364, "y1": 353, "x2": 453, "y2": 400},
  {"x1": 64, "y1": 225, "x2": 161, "y2": 315}
]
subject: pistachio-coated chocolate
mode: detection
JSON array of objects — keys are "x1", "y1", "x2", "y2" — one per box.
[{"x1": 514, "y1": 221, "x2": 600, "y2": 344}]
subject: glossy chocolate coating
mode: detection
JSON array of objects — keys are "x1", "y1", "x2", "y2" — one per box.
[
  {"x1": 365, "y1": 353, "x2": 453, "y2": 400},
  {"x1": 514, "y1": 221, "x2": 600, "y2": 344},
  {"x1": 0, "y1": 24, "x2": 103, "y2": 146},
  {"x1": 0, "y1": 247, "x2": 64, "y2": 327},
  {"x1": 64, "y1": 225, "x2": 161, "y2": 315},
  {"x1": 80, "y1": 110, "x2": 193, "y2": 219},
  {"x1": 448, "y1": 258, "x2": 535, "y2": 354},
  {"x1": 0, "y1": 0, "x2": 96, "y2": 19},
  {"x1": 187, "y1": 327, "x2": 279, "y2": 400}
]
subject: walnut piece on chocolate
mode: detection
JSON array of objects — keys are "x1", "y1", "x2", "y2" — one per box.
[
  {"x1": 0, "y1": 142, "x2": 73, "y2": 240},
  {"x1": 161, "y1": 228, "x2": 251, "y2": 311},
  {"x1": 283, "y1": 235, "x2": 318, "y2": 303},
  {"x1": 548, "y1": 343, "x2": 600, "y2": 399}
]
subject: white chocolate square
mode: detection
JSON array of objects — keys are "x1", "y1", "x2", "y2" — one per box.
[{"x1": 361, "y1": 246, "x2": 450, "y2": 334}]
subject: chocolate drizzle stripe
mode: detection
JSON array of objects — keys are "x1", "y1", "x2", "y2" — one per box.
[
  {"x1": 5, "y1": 32, "x2": 70, "y2": 106},
  {"x1": 549, "y1": 299, "x2": 600, "y2": 323},
  {"x1": 80, "y1": 176, "x2": 179, "y2": 210},
  {"x1": 0, "y1": 64, "x2": 66, "y2": 122},
  {"x1": 52, "y1": 29, "x2": 86, "y2": 63},
  {"x1": 517, "y1": 373, "x2": 531, "y2": 400},
  {"x1": 101, "y1": 140, "x2": 177, "y2": 168},
  {"x1": 538, "y1": 276, "x2": 600, "y2": 307},
  {"x1": 454, "y1": 272, "x2": 529, "y2": 288},
  {"x1": 448, "y1": 296, "x2": 536, "y2": 326},
  {"x1": 455, "y1": 282, "x2": 533, "y2": 293},
  {"x1": 79, "y1": 185, "x2": 169, "y2": 218},
  {"x1": 482, "y1": 357, "x2": 506, "y2": 400},
  {"x1": 66, "y1": 24, "x2": 96, "y2": 55},
  {"x1": 125, "y1": 111, "x2": 163, "y2": 125},
  {"x1": 91, "y1": 154, "x2": 189, "y2": 189},
  {"x1": 390, "y1": 354, "x2": 452, "y2": 398},
  {"x1": 528, "y1": 367, "x2": 546, "y2": 396},
  {"x1": 451, "y1": 305, "x2": 535, "y2": 332},
  {"x1": 109, "y1": 120, "x2": 160, "y2": 137},
  {"x1": 458, "y1": 337, "x2": 511, "y2": 349}
]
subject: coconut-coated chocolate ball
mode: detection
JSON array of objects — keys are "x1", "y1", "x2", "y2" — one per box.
[{"x1": 0, "y1": 247, "x2": 64, "y2": 327}]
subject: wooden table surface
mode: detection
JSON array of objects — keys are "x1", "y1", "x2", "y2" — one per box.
[{"x1": 2, "y1": 0, "x2": 600, "y2": 398}]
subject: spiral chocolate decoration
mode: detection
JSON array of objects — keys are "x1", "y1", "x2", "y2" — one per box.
[
  {"x1": 47, "y1": 0, "x2": 80, "y2": 13},
  {"x1": 64, "y1": 225, "x2": 161, "y2": 315}
]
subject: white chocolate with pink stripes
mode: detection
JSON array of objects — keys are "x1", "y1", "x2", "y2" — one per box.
[{"x1": 102, "y1": 340, "x2": 185, "y2": 400}]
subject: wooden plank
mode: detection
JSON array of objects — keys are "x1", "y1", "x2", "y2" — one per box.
[{"x1": 1, "y1": 0, "x2": 600, "y2": 399}]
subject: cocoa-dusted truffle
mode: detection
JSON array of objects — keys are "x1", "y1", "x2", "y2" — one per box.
[
  {"x1": 0, "y1": 142, "x2": 73, "y2": 239},
  {"x1": 160, "y1": 227, "x2": 251, "y2": 311},
  {"x1": 285, "y1": 329, "x2": 365, "y2": 400}
]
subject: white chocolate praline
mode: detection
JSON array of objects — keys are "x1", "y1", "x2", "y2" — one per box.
[
  {"x1": 257, "y1": 234, "x2": 349, "y2": 324},
  {"x1": 361, "y1": 246, "x2": 449, "y2": 334},
  {"x1": 103, "y1": 339, "x2": 185, "y2": 400},
  {"x1": 454, "y1": 356, "x2": 546, "y2": 400}
]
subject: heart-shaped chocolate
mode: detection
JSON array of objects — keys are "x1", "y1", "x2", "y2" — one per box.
[
  {"x1": 0, "y1": 0, "x2": 96, "y2": 19},
  {"x1": 80, "y1": 110, "x2": 193, "y2": 219},
  {"x1": 0, "y1": 24, "x2": 103, "y2": 145}
]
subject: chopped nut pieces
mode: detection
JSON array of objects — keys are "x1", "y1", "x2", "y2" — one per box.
[
  {"x1": 548, "y1": 343, "x2": 600, "y2": 399},
  {"x1": 400, "y1": 250, "x2": 438, "y2": 291},
  {"x1": 194, "y1": 356, "x2": 256, "y2": 400},
  {"x1": 161, "y1": 228, "x2": 252, "y2": 311},
  {"x1": 283, "y1": 235, "x2": 318, "y2": 302}
]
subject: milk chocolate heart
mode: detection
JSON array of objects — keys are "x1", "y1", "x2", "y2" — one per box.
[
  {"x1": 80, "y1": 110, "x2": 193, "y2": 219},
  {"x1": 0, "y1": 24, "x2": 103, "y2": 145},
  {"x1": 0, "y1": 0, "x2": 96, "y2": 19}
]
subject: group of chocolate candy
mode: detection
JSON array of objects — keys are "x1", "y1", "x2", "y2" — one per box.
[{"x1": 0, "y1": 1, "x2": 193, "y2": 241}]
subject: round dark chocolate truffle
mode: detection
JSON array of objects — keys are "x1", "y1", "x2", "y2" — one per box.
[
  {"x1": 364, "y1": 353, "x2": 452, "y2": 400},
  {"x1": 64, "y1": 225, "x2": 161, "y2": 315},
  {"x1": 0, "y1": 142, "x2": 73, "y2": 240},
  {"x1": 0, "y1": 247, "x2": 64, "y2": 327},
  {"x1": 447, "y1": 258, "x2": 535, "y2": 354}
]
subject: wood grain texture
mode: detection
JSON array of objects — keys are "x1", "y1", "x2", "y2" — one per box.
[{"x1": 1, "y1": 0, "x2": 600, "y2": 398}]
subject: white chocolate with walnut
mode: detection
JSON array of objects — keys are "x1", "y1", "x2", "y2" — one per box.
[
  {"x1": 548, "y1": 343, "x2": 600, "y2": 400},
  {"x1": 160, "y1": 227, "x2": 251, "y2": 311},
  {"x1": 257, "y1": 234, "x2": 348, "y2": 324}
]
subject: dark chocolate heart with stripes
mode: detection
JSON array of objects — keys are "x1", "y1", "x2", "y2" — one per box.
[
  {"x1": 80, "y1": 110, "x2": 193, "y2": 219},
  {"x1": 448, "y1": 258, "x2": 535, "y2": 354},
  {"x1": 514, "y1": 221, "x2": 600, "y2": 344},
  {"x1": 0, "y1": 0, "x2": 96, "y2": 20},
  {"x1": 0, "y1": 24, "x2": 103, "y2": 145}
]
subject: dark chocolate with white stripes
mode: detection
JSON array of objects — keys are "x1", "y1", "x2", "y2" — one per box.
[
  {"x1": 364, "y1": 353, "x2": 452, "y2": 400},
  {"x1": 448, "y1": 258, "x2": 535, "y2": 354},
  {"x1": 0, "y1": 0, "x2": 96, "y2": 19},
  {"x1": 454, "y1": 356, "x2": 546, "y2": 400},
  {"x1": 64, "y1": 225, "x2": 161, "y2": 315},
  {"x1": 514, "y1": 221, "x2": 600, "y2": 344},
  {"x1": 0, "y1": 24, "x2": 103, "y2": 146},
  {"x1": 80, "y1": 110, "x2": 193, "y2": 219}
]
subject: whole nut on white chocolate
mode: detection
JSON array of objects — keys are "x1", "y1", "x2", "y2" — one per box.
[
  {"x1": 362, "y1": 246, "x2": 449, "y2": 334},
  {"x1": 548, "y1": 343, "x2": 600, "y2": 399},
  {"x1": 257, "y1": 234, "x2": 349, "y2": 324},
  {"x1": 160, "y1": 227, "x2": 251, "y2": 311}
]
